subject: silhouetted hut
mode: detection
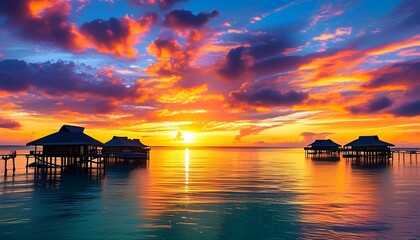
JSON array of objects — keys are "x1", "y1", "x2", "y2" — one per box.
[
  {"x1": 342, "y1": 135, "x2": 394, "y2": 158},
  {"x1": 26, "y1": 125, "x2": 104, "y2": 169},
  {"x1": 304, "y1": 139, "x2": 341, "y2": 157},
  {"x1": 103, "y1": 136, "x2": 150, "y2": 159},
  {"x1": 27, "y1": 125, "x2": 103, "y2": 155}
]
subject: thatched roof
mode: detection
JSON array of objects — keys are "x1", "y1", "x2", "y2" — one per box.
[
  {"x1": 307, "y1": 139, "x2": 341, "y2": 147},
  {"x1": 104, "y1": 136, "x2": 149, "y2": 148},
  {"x1": 26, "y1": 125, "x2": 103, "y2": 146},
  {"x1": 344, "y1": 135, "x2": 394, "y2": 147}
]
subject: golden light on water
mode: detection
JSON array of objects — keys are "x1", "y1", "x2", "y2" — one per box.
[{"x1": 185, "y1": 148, "x2": 190, "y2": 191}]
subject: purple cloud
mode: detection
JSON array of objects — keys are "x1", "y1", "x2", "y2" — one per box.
[
  {"x1": 0, "y1": 117, "x2": 21, "y2": 130},
  {"x1": 348, "y1": 96, "x2": 393, "y2": 114},
  {"x1": 387, "y1": 0, "x2": 420, "y2": 29},
  {"x1": 230, "y1": 88, "x2": 307, "y2": 107},
  {"x1": 0, "y1": 59, "x2": 136, "y2": 99},
  {"x1": 217, "y1": 31, "x2": 303, "y2": 80},
  {"x1": 164, "y1": 9, "x2": 219, "y2": 29},
  {"x1": 217, "y1": 47, "x2": 249, "y2": 80},
  {"x1": 364, "y1": 60, "x2": 420, "y2": 89},
  {"x1": 129, "y1": 0, "x2": 187, "y2": 10},
  {"x1": 392, "y1": 100, "x2": 420, "y2": 117},
  {"x1": 19, "y1": 97, "x2": 116, "y2": 114},
  {"x1": 80, "y1": 17, "x2": 130, "y2": 49},
  {"x1": 0, "y1": 0, "x2": 78, "y2": 50}
]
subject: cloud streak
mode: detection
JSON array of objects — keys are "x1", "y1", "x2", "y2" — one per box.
[{"x1": 0, "y1": 117, "x2": 21, "y2": 130}]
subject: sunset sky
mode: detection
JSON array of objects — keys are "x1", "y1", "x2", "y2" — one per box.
[{"x1": 0, "y1": 0, "x2": 419, "y2": 147}]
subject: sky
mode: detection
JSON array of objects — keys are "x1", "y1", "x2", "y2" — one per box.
[{"x1": 0, "y1": 0, "x2": 419, "y2": 147}]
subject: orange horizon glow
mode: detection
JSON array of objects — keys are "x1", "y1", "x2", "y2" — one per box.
[{"x1": 0, "y1": 1, "x2": 419, "y2": 147}]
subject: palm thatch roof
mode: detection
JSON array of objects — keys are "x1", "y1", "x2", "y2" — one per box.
[
  {"x1": 307, "y1": 139, "x2": 341, "y2": 148},
  {"x1": 104, "y1": 136, "x2": 150, "y2": 148},
  {"x1": 26, "y1": 125, "x2": 103, "y2": 146},
  {"x1": 344, "y1": 135, "x2": 394, "y2": 147}
]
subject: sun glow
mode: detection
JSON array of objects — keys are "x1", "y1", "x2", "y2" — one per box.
[{"x1": 183, "y1": 132, "x2": 194, "y2": 144}]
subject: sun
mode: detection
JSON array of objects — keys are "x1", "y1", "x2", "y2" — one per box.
[{"x1": 183, "y1": 132, "x2": 194, "y2": 144}]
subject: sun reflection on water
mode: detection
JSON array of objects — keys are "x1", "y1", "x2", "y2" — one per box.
[{"x1": 185, "y1": 147, "x2": 189, "y2": 192}]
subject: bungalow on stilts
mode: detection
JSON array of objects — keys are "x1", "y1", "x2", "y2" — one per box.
[
  {"x1": 26, "y1": 125, "x2": 105, "y2": 173},
  {"x1": 304, "y1": 139, "x2": 341, "y2": 161},
  {"x1": 103, "y1": 136, "x2": 151, "y2": 161},
  {"x1": 342, "y1": 135, "x2": 394, "y2": 165}
]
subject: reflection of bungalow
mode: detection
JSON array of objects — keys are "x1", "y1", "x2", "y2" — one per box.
[
  {"x1": 304, "y1": 139, "x2": 341, "y2": 157},
  {"x1": 26, "y1": 125, "x2": 104, "y2": 169},
  {"x1": 342, "y1": 135, "x2": 394, "y2": 158},
  {"x1": 103, "y1": 136, "x2": 150, "y2": 159}
]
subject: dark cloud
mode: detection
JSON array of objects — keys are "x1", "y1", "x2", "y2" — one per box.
[
  {"x1": 348, "y1": 96, "x2": 393, "y2": 114},
  {"x1": 0, "y1": 59, "x2": 136, "y2": 99},
  {"x1": 0, "y1": 1, "x2": 157, "y2": 57},
  {"x1": 367, "y1": 97, "x2": 393, "y2": 112},
  {"x1": 252, "y1": 55, "x2": 307, "y2": 76},
  {"x1": 0, "y1": 0, "x2": 79, "y2": 50},
  {"x1": 387, "y1": 0, "x2": 420, "y2": 29},
  {"x1": 0, "y1": 117, "x2": 21, "y2": 130},
  {"x1": 231, "y1": 88, "x2": 307, "y2": 107},
  {"x1": 80, "y1": 13, "x2": 158, "y2": 57},
  {"x1": 364, "y1": 60, "x2": 420, "y2": 89},
  {"x1": 80, "y1": 17, "x2": 130, "y2": 50},
  {"x1": 217, "y1": 31, "x2": 302, "y2": 81},
  {"x1": 20, "y1": 97, "x2": 116, "y2": 114},
  {"x1": 0, "y1": 59, "x2": 31, "y2": 91},
  {"x1": 217, "y1": 47, "x2": 250, "y2": 80},
  {"x1": 382, "y1": 60, "x2": 418, "y2": 86},
  {"x1": 348, "y1": 0, "x2": 419, "y2": 51},
  {"x1": 164, "y1": 9, "x2": 219, "y2": 29},
  {"x1": 129, "y1": 0, "x2": 187, "y2": 10},
  {"x1": 392, "y1": 100, "x2": 420, "y2": 117},
  {"x1": 237, "y1": 32, "x2": 293, "y2": 60}
]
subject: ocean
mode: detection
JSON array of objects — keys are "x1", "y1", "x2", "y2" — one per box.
[{"x1": 1, "y1": 146, "x2": 419, "y2": 239}]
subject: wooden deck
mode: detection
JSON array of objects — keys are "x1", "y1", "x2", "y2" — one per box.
[
  {"x1": 1, "y1": 151, "x2": 16, "y2": 176},
  {"x1": 305, "y1": 147, "x2": 420, "y2": 165},
  {"x1": 25, "y1": 150, "x2": 149, "y2": 173},
  {"x1": 392, "y1": 148, "x2": 420, "y2": 162}
]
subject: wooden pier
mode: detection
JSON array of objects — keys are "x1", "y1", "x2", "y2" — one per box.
[
  {"x1": 1, "y1": 151, "x2": 16, "y2": 176},
  {"x1": 23, "y1": 125, "x2": 149, "y2": 175},
  {"x1": 25, "y1": 151, "x2": 107, "y2": 172},
  {"x1": 25, "y1": 150, "x2": 149, "y2": 173},
  {"x1": 302, "y1": 136, "x2": 420, "y2": 166},
  {"x1": 392, "y1": 148, "x2": 420, "y2": 163}
]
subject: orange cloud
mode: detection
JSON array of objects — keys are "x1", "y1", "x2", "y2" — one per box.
[
  {"x1": 28, "y1": 0, "x2": 56, "y2": 17},
  {"x1": 312, "y1": 27, "x2": 352, "y2": 41},
  {"x1": 157, "y1": 84, "x2": 208, "y2": 104},
  {"x1": 146, "y1": 38, "x2": 189, "y2": 75},
  {"x1": 367, "y1": 34, "x2": 420, "y2": 56}
]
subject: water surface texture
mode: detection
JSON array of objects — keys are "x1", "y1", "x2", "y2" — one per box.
[{"x1": 1, "y1": 147, "x2": 419, "y2": 239}]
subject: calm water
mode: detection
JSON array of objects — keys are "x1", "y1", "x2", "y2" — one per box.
[{"x1": 1, "y1": 147, "x2": 419, "y2": 239}]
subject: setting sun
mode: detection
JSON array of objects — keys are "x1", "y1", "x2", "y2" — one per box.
[{"x1": 183, "y1": 132, "x2": 194, "y2": 144}]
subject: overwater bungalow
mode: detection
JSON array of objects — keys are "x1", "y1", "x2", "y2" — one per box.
[
  {"x1": 26, "y1": 125, "x2": 104, "y2": 170},
  {"x1": 103, "y1": 136, "x2": 150, "y2": 159},
  {"x1": 304, "y1": 139, "x2": 341, "y2": 159},
  {"x1": 342, "y1": 135, "x2": 394, "y2": 158}
]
